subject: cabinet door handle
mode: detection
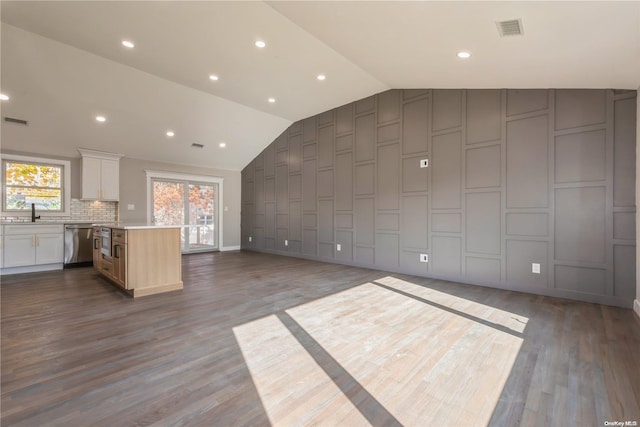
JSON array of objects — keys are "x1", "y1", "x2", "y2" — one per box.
[
  {"x1": 114, "y1": 245, "x2": 120, "y2": 259},
  {"x1": 94, "y1": 239, "x2": 99, "y2": 249}
]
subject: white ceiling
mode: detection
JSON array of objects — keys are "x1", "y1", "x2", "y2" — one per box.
[{"x1": 1, "y1": 1, "x2": 639, "y2": 171}]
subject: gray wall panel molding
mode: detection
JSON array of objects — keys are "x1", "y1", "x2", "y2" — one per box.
[
  {"x1": 378, "y1": 90, "x2": 401, "y2": 124},
  {"x1": 555, "y1": 90, "x2": 606, "y2": 131},
  {"x1": 402, "y1": 97, "x2": 429, "y2": 155},
  {"x1": 303, "y1": 117, "x2": 317, "y2": 143},
  {"x1": 336, "y1": 104, "x2": 354, "y2": 135},
  {"x1": 242, "y1": 88, "x2": 637, "y2": 308},
  {"x1": 506, "y1": 114, "x2": 549, "y2": 208},
  {"x1": 403, "y1": 89, "x2": 430, "y2": 101},
  {"x1": 288, "y1": 121, "x2": 302, "y2": 136},
  {"x1": 355, "y1": 113, "x2": 376, "y2": 162},
  {"x1": 336, "y1": 134, "x2": 354, "y2": 152},
  {"x1": 507, "y1": 89, "x2": 549, "y2": 117},
  {"x1": 466, "y1": 89, "x2": 502, "y2": 145},
  {"x1": 555, "y1": 130, "x2": 606, "y2": 183},
  {"x1": 356, "y1": 96, "x2": 376, "y2": 115},
  {"x1": 433, "y1": 89, "x2": 463, "y2": 132},
  {"x1": 378, "y1": 123, "x2": 401, "y2": 144}
]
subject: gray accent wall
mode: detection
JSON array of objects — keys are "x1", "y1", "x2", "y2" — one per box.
[{"x1": 242, "y1": 89, "x2": 637, "y2": 308}]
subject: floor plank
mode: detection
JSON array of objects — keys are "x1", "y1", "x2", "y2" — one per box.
[{"x1": 2, "y1": 251, "x2": 639, "y2": 426}]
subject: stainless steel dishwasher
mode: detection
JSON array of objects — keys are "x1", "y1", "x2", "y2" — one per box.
[{"x1": 64, "y1": 224, "x2": 94, "y2": 267}]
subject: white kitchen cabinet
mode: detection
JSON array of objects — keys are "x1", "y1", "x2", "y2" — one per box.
[
  {"x1": 4, "y1": 234, "x2": 35, "y2": 267},
  {"x1": 36, "y1": 233, "x2": 64, "y2": 264},
  {"x1": 3, "y1": 225, "x2": 64, "y2": 268},
  {"x1": 78, "y1": 149, "x2": 123, "y2": 201}
]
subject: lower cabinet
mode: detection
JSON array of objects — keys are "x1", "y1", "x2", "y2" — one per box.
[
  {"x1": 112, "y1": 239, "x2": 127, "y2": 289},
  {"x1": 3, "y1": 225, "x2": 64, "y2": 268},
  {"x1": 92, "y1": 226, "x2": 102, "y2": 271}
]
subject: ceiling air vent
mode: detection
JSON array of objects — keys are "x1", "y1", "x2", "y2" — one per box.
[
  {"x1": 191, "y1": 143, "x2": 204, "y2": 149},
  {"x1": 4, "y1": 116, "x2": 28, "y2": 126},
  {"x1": 496, "y1": 19, "x2": 523, "y2": 37}
]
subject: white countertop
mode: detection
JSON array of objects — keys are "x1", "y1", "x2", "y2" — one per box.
[
  {"x1": 1, "y1": 221, "x2": 183, "y2": 230},
  {"x1": 98, "y1": 223, "x2": 182, "y2": 230}
]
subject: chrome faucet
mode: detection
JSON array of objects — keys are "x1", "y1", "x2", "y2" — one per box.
[{"x1": 31, "y1": 203, "x2": 40, "y2": 222}]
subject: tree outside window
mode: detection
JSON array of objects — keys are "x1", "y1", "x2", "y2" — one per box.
[{"x1": 3, "y1": 161, "x2": 64, "y2": 211}]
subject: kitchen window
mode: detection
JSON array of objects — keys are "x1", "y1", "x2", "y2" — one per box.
[{"x1": 1, "y1": 154, "x2": 71, "y2": 216}]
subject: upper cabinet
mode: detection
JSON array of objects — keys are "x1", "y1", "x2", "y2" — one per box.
[{"x1": 78, "y1": 149, "x2": 123, "y2": 201}]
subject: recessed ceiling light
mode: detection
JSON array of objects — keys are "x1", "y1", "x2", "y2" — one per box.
[
  {"x1": 166, "y1": 131, "x2": 175, "y2": 137},
  {"x1": 0, "y1": 94, "x2": 9, "y2": 101},
  {"x1": 96, "y1": 116, "x2": 106, "y2": 122},
  {"x1": 457, "y1": 51, "x2": 471, "y2": 59},
  {"x1": 317, "y1": 74, "x2": 326, "y2": 81},
  {"x1": 122, "y1": 40, "x2": 135, "y2": 49},
  {"x1": 268, "y1": 97, "x2": 276, "y2": 103},
  {"x1": 209, "y1": 74, "x2": 219, "y2": 81},
  {"x1": 219, "y1": 142, "x2": 226, "y2": 148},
  {"x1": 255, "y1": 40, "x2": 266, "y2": 48}
]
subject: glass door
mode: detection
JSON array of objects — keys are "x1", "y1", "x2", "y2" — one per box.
[
  {"x1": 187, "y1": 183, "x2": 217, "y2": 251},
  {"x1": 152, "y1": 179, "x2": 218, "y2": 253}
]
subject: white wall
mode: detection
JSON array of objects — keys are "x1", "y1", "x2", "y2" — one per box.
[{"x1": 119, "y1": 157, "x2": 241, "y2": 250}]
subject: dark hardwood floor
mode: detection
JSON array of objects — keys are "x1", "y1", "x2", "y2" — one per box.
[{"x1": 2, "y1": 251, "x2": 639, "y2": 426}]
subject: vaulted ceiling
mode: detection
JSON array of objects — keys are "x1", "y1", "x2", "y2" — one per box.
[{"x1": 1, "y1": 1, "x2": 638, "y2": 171}]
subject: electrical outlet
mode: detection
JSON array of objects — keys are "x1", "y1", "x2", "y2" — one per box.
[
  {"x1": 336, "y1": 243, "x2": 342, "y2": 251},
  {"x1": 284, "y1": 240, "x2": 288, "y2": 247},
  {"x1": 532, "y1": 263, "x2": 540, "y2": 274},
  {"x1": 248, "y1": 236, "x2": 252, "y2": 242},
  {"x1": 420, "y1": 159, "x2": 429, "y2": 168},
  {"x1": 420, "y1": 253, "x2": 429, "y2": 263}
]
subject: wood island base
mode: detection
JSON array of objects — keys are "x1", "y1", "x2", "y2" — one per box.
[
  {"x1": 93, "y1": 226, "x2": 183, "y2": 297},
  {"x1": 127, "y1": 281, "x2": 183, "y2": 297}
]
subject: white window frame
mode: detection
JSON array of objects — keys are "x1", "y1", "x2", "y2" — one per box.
[
  {"x1": 145, "y1": 170, "x2": 224, "y2": 249},
  {"x1": 1, "y1": 154, "x2": 71, "y2": 217}
]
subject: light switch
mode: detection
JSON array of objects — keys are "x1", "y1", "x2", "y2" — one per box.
[
  {"x1": 532, "y1": 263, "x2": 541, "y2": 274},
  {"x1": 337, "y1": 244, "x2": 342, "y2": 251},
  {"x1": 248, "y1": 236, "x2": 252, "y2": 242},
  {"x1": 420, "y1": 253, "x2": 429, "y2": 263},
  {"x1": 127, "y1": 204, "x2": 135, "y2": 211},
  {"x1": 224, "y1": 206, "x2": 228, "y2": 212},
  {"x1": 284, "y1": 240, "x2": 288, "y2": 246}
]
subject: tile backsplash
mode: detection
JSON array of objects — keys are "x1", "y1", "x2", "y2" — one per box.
[{"x1": 1, "y1": 199, "x2": 118, "y2": 223}]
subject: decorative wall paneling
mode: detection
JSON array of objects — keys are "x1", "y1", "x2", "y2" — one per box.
[{"x1": 242, "y1": 89, "x2": 637, "y2": 307}]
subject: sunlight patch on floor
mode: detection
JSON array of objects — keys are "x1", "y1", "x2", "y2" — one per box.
[
  {"x1": 233, "y1": 315, "x2": 371, "y2": 426},
  {"x1": 234, "y1": 279, "x2": 526, "y2": 426},
  {"x1": 374, "y1": 276, "x2": 529, "y2": 334}
]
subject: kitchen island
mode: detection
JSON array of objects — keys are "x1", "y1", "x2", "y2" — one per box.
[{"x1": 93, "y1": 224, "x2": 183, "y2": 297}]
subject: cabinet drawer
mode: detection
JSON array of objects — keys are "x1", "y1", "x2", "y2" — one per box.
[
  {"x1": 112, "y1": 229, "x2": 126, "y2": 243},
  {"x1": 4, "y1": 224, "x2": 63, "y2": 235},
  {"x1": 100, "y1": 259, "x2": 113, "y2": 276}
]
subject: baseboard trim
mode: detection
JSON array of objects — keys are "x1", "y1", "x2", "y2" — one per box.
[
  {"x1": 220, "y1": 246, "x2": 241, "y2": 252},
  {"x1": 634, "y1": 299, "x2": 640, "y2": 319},
  {"x1": 241, "y1": 246, "x2": 635, "y2": 309},
  {"x1": 1, "y1": 263, "x2": 63, "y2": 276}
]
